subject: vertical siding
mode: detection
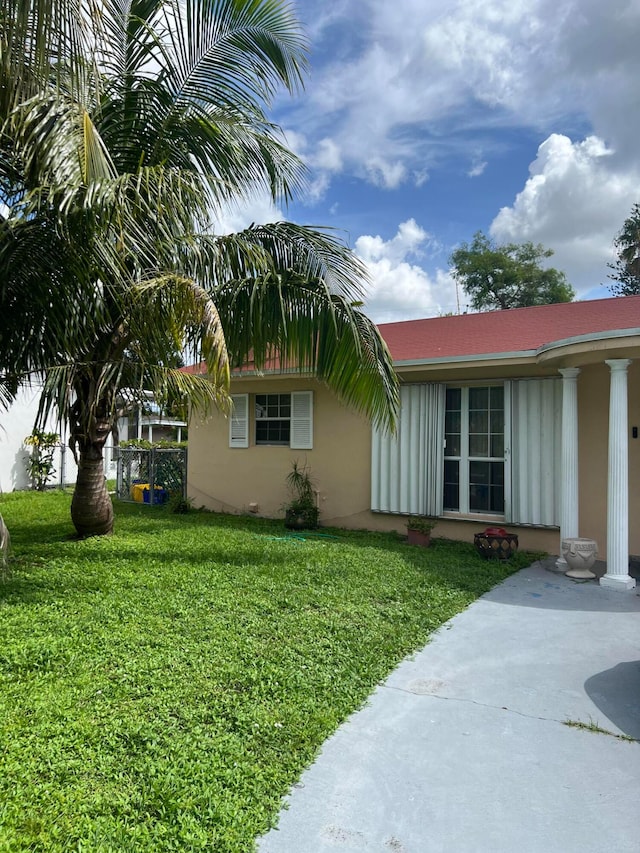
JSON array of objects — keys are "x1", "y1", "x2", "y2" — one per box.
[
  {"x1": 510, "y1": 378, "x2": 562, "y2": 525},
  {"x1": 371, "y1": 384, "x2": 444, "y2": 516}
]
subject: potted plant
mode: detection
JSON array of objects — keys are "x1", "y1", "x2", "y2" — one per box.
[
  {"x1": 406, "y1": 515, "x2": 437, "y2": 547},
  {"x1": 284, "y1": 461, "x2": 319, "y2": 530}
]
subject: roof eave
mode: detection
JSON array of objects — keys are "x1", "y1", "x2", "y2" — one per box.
[{"x1": 393, "y1": 327, "x2": 640, "y2": 368}]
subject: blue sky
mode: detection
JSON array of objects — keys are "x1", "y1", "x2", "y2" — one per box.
[{"x1": 220, "y1": 0, "x2": 640, "y2": 323}]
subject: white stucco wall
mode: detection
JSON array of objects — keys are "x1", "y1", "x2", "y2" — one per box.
[
  {"x1": 0, "y1": 385, "x2": 38, "y2": 491},
  {"x1": 0, "y1": 384, "x2": 80, "y2": 492}
]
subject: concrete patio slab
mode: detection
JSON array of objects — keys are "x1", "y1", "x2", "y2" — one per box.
[{"x1": 259, "y1": 560, "x2": 640, "y2": 853}]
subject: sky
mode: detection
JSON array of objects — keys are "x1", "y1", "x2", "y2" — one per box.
[{"x1": 219, "y1": 0, "x2": 640, "y2": 324}]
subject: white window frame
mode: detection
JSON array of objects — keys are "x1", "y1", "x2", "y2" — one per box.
[
  {"x1": 444, "y1": 384, "x2": 509, "y2": 518},
  {"x1": 255, "y1": 393, "x2": 292, "y2": 446}
]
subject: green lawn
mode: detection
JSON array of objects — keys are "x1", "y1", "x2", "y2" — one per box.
[{"x1": 0, "y1": 491, "x2": 540, "y2": 852}]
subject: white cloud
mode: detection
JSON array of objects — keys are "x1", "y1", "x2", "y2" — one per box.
[
  {"x1": 213, "y1": 193, "x2": 283, "y2": 235},
  {"x1": 468, "y1": 160, "x2": 488, "y2": 178},
  {"x1": 365, "y1": 157, "x2": 407, "y2": 190},
  {"x1": 280, "y1": 129, "x2": 344, "y2": 203},
  {"x1": 354, "y1": 219, "x2": 457, "y2": 322},
  {"x1": 292, "y1": 0, "x2": 640, "y2": 191},
  {"x1": 314, "y1": 138, "x2": 343, "y2": 172},
  {"x1": 490, "y1": 133, "x2": 640, "y2": 295}
]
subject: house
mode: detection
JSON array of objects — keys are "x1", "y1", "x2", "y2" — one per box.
[
  {"x1": 128, "y1": 391, "x2": 187, "y2": 444},
  {"x1": 0, "y1": 381, "x2": 147, "y2": 491},
  {"x1": 187, "y1": 295, "x2": 640, "y2": 591},
  {"x1": 0, "y1": 383, "x2": 78, "y2": 492}
]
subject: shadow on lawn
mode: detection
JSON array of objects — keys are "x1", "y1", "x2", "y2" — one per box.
[
  {"x1": 116, "y1": 509, "x2": 535, "y2": 598},
  {"x1": 309, "y1": 526, "x2": 536, "y2": 598},
  {"x1": 0, "y1": 501, "x2": 537, "y2": 607}
]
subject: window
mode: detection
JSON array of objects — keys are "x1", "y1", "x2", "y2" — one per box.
[
  {"x1": 444, "y1": 385, "x2": 505, "y2": 514},
  {"x1": 255, "y1": 394, "x2": 291, "y2": 445},
  {"x1": 229, "y1": 391, "x2": 313, "y2": 449},
  {"x1": 372, "y1": 378, "x2": 562, "y2": 526}
]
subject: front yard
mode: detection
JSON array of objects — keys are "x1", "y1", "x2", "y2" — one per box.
[{"x1": 0, "y1": 492, "x2": 538, "y2": 851}]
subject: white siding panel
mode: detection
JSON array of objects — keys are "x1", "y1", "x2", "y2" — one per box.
[
  {"x1": 425, "y1": 384, "x2": 445, "y2": 515},
  {"x1": 371, "y1": 384, "x2": 444, "y2": 516},
  {"x1": 510, "y1": 378, "x2": 562, "y2": 525}
]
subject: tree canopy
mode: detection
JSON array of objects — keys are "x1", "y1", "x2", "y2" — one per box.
[
  {"x1": 449, "y1": 232, "x2": 574, "y2": 311},
  {"x1": 0, "y1": 0, "x2": 399, "y2": 536},
  {"x1": 608, "y1": 203, "x2": 640, "y2": 296}
]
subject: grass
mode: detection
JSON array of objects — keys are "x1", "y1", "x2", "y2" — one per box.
[
  {"x1": 0, "y1": 491, "x2": 540, "y2": 852},
  {"x1": 564, "y1": 718, "x2": 637, "y2": 743}
]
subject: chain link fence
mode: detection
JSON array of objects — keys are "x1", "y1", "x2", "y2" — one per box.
[{"x1": 116, "y1": 447, "x2": 187, "y2": 505}]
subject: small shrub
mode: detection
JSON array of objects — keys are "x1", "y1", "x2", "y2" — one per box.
[
  {"x1": 23, "y1": 429, "x2": 59, "y2": 490},
  {"x1": 406, "y1": 516, "x2": 438, "y2": 535},
  {"x1": 119, "y1": 438, "x2": 187, "y2": 450},
  {"x1": 168, "y1": 493, "x2": 193, "y2": 514},
  {"x1": 284, "y1": 461, "x2": 319, "y2": 529}
]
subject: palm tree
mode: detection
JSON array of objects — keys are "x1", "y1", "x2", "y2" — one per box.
[{"x1": 0, "y1": 0, "x2": 398, "y2": 537}]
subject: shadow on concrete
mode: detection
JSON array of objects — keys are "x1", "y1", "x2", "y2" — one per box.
[
  {"x1": 483, "y1": 560, "x2": 640, "y2": 613},
  {"x1": 584, "y1": 661, "x2": 640, "y2": 740}
]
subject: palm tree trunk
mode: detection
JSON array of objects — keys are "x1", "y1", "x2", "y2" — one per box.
[{"x1": 71, "y1": 443, "x2": 113, "y2": 537}]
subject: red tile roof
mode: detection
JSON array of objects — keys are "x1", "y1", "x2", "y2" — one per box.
[
  {"x1": 182, "y1": 296, "x2": 640, "y2": 374},
  {"x1": 378, "y1": 296, "x2": 640, "y2": 362}
]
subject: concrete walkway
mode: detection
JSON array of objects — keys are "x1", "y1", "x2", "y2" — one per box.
[{"x1": 259, "y1": 561, "x2": 640, "y2": 853}]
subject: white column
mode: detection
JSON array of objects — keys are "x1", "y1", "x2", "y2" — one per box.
[
  {"x1": 601, "y1": 359, "x2": 636, "y2": 591},
  {"x1": 555, "y1": 368, "x2": 581, "y2": 572}
]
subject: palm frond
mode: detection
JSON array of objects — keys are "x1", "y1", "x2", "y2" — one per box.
[
  {"x1": 0, "y1": 213, "x2": 109, "y2": 377},
  {"x1": 142, "y1": 365, "x2": 231, "y2": 417},
  {"x1": 186, "y1": 222, "x2": 370, "y2": 303},
  {"x1": 213, "y1": 271, "x2": 398, "y2": 431},
  {"x1": 10, "y1": 92, "x2": 117, "y2": 190},
  {"x1": 0, "y1": 375, "x2": 19, "y2": 411},
  {"x1": 158, "y1": 0, "x2": 306, "y2": 122},
  {"x1": 131, "y1": 274, "x2": 230, "y2": 392}
]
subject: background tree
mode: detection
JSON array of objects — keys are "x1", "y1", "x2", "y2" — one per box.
[
  {"x1": 450, "y1": 232, "x2": 574, "y2": 311},
  {"x1": 608, "y1": 204, "x2": 640, "y2": 296},
  {"x1": 0, "y1": 0, "x2": 399, "y2": 537}
]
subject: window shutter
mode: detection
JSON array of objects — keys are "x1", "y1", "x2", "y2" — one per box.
[
  {"x1": 509, "y1": 378, "x2": 561, "y2": 525},
  {"x1": 229, "y1": 394, "x2": 249, "y2": 448},
  {"x1": 290, "y1": 391, "x2": 313, "y2": 449},
  {"x1": 371, "y1": 384, "x2": 445, "y2": 515}
]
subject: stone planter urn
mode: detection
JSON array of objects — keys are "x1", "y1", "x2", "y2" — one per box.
[{"x1": 561, "y1": 537, "x2": 598, "y2": 579}]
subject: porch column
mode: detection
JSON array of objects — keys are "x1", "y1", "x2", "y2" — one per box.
[
  {"x1": 601, "y1": 359, "x2": 636, "y2": 590},
  {"x1": 555, "y1": 368, "x2": 580, "y2": 572}
]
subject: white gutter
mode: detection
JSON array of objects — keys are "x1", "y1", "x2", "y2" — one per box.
[
  {"x1": 535, "y1": 327, "x2": 640, "y2": 357},
  {"x1": 394, "y1": 350, "x2": 537, "y2": 367}
]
